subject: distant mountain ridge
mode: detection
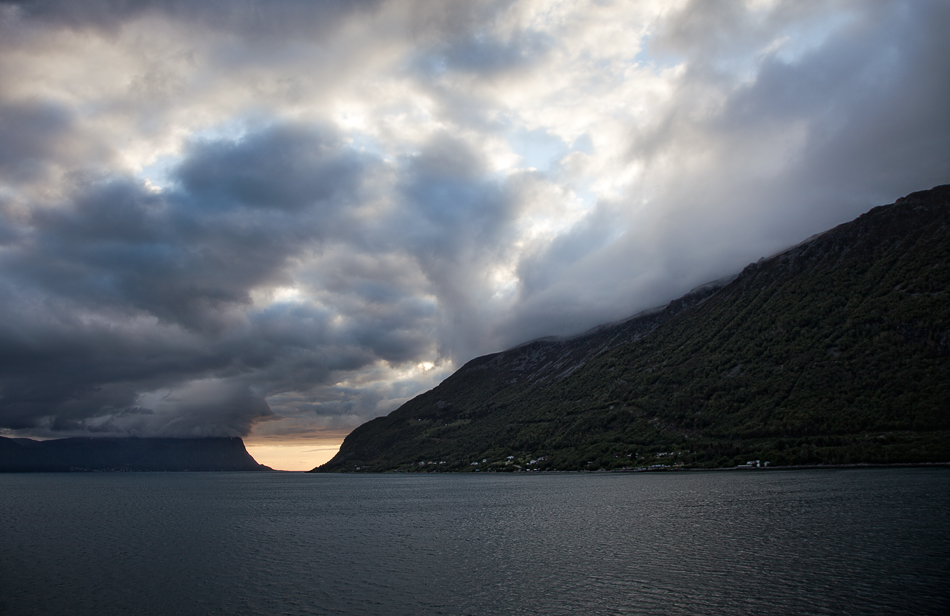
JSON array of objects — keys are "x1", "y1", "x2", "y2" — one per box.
[
  {"x1": 0, "y1": 436, "x2": 271, "y2": 472},
  {"x1": 317, "y1": 185, "x2": 950, "y2": 472}
]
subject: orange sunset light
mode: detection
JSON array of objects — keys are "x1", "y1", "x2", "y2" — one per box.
[{"x1": 245, "y1": 439, "x2": 344, "y2": 472}]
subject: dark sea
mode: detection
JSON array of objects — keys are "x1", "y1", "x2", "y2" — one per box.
[{"x1": 1, "y1": 468, "x2": 948, "y2": 615}]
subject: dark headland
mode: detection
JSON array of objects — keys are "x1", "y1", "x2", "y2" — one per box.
[
  {"x1": 316, "y1": 185, "x2": 950, "y2": 472},
  {"x1": 0, "y1": 436, "x2": 272, "y2": 472}
]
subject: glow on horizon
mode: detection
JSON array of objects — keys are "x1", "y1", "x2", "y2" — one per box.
[{"x1": 245, "y1": 439, "x2": 345, "y2": 472}]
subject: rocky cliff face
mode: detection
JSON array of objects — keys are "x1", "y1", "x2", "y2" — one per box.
[
  {"x1": 0, "y1": 436, "x2": 272, "y2": 471},
  {"x1": 318, "y1": 185, "x2": 950, "y2": 472}
]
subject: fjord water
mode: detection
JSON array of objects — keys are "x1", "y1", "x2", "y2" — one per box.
[{"x1": 1, "y1": 469, "x2": 947, "y2": 615}]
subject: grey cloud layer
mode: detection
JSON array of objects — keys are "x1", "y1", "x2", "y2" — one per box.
[
  {"x1": 0, "y1": 0, "x2": 947, "y2": 439},
  {"x1": 3, "y1": 0, "x2": 385, "y2": 36},
  {"x1": 504, "y1": 0, "x2": 950, "y2": 337},
  {"x1": 1, "y1": 122, "x2": 423, "y2": 435},
  {"x1": 0, "y1": 116, "x2": 518, "y2": 436}
]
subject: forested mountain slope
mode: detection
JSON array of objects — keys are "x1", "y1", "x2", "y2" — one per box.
[{"x1": 317, "y1": 185, "x2": 950, "y2": 472}]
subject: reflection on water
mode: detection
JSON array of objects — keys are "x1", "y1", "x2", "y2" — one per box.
[{"x1": 1, "y1": 469, "x2": 948, "y2": 615}]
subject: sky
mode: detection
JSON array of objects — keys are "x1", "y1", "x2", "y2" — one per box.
[{"x1": 0, "y1": 0, "x2": 948, "y2": 470}]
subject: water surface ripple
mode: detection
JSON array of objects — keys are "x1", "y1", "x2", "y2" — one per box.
[{"x1": 1, "y1": 469, "x2": 948, "y2": 615}]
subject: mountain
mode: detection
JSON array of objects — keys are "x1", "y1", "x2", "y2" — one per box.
[
  {"x1": 0, "y1": 436, "x2": 272, "y2": 472},
  {"x1": 316, "y1": 185, "x2": 950, "y2": 472}
]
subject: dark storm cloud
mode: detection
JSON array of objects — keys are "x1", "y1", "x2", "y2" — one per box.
[
  {"x1": 22, "y1": 179, "x2": 282, "y2": 331},
  {"x1": 0, "y1": 120, "x2": 426, "y2": 436},
  {"x1": 177, "y1": 124, "x2": 366, "y2": 212},
  {"x1": 17, "y1": 124, "x2": 371, "y2": 330}
]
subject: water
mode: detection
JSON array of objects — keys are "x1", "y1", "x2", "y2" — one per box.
[{"x1": 1, "y1": 469, "x2": 948, "y2": 615}]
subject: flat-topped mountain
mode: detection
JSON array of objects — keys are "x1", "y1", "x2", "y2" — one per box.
[
  {"x1": 317, "y1": 185, "x2": 950, "y2": 472},
  {"x1": 0, "y1": 436, "x2": 272, "y2": 472}
]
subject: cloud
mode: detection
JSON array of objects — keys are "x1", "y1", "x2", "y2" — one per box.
[
  {"x1": 0, "y1": 102, "x2": 72, "y2": 181},
  {"x1": 0, "y1": 120, "x2": 397, "y2": 436},
  {"x1": 0, "y1": 0, "x2": 947, "y2": 441},
  {"x1": 177, "y1": 124, "x2": 368, "y2": 212},
  {"x1": 502, "y1": 0, "x2": 950, "y2": 333},
  {"x1": 2, "y1": 0, "x2": 386, "y2": 38},
  {"x1": 21, "y1": 123, "x2": 376, "y2": 326}
]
